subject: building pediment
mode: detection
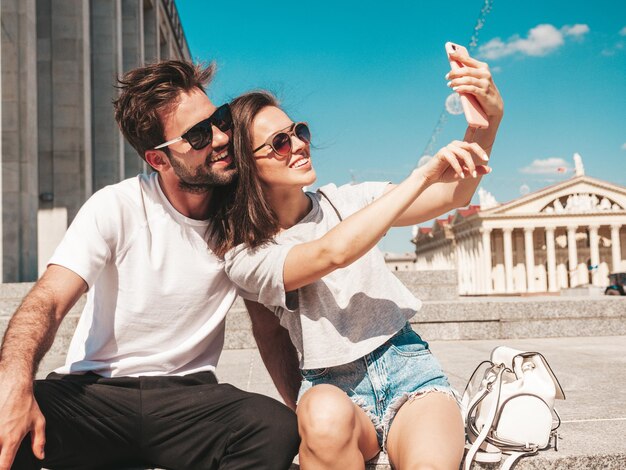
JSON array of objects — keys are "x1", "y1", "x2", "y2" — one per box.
[{"x1": 480, "y1": 176, "x2": 626, "y2": 216}]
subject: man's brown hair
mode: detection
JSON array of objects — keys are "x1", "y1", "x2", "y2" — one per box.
[{"x1": 113, "y1": 60, "x2": 215, "y2": 159}]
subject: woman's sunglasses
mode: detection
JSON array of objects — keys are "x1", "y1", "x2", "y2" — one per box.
[
  {"x1": 154, "y1": 103, "x2": 232, "y2": 151},
  {"x1": 253, "y1": 122, "x2": 311, "y2": 157}
]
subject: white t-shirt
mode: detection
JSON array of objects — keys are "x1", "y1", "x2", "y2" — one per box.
[
  {"x1": 50, "y1": 172, "x2": 237, "y2": 377},
  {"x1": 225, "y1": 183, "x2": 421, "y2": 370}
]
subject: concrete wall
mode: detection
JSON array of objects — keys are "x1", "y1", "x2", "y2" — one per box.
[
  {"x1": 1, "y1": 0, "x2": 39, "y2": 282},
  {"x1": 0, "y1": 0, "x2": 190, "y2": 281}
]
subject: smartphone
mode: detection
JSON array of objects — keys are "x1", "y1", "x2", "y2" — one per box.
[{"x1": 445, "y1": 42, "x2": 489, "y2": 129}]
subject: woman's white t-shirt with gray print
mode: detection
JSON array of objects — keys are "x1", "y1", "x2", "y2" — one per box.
[{"x1": 224, "y1": 182, "x2": 422, "y2": 370}]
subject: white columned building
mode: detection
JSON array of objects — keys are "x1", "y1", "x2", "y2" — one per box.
[{"x1": 414, "y1": 174, "x2": 626, "y2": 295}]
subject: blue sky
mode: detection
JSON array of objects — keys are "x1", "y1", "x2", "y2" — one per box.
[{"x1": 175, "y1": 0, "x2": 626, "y2": 254}]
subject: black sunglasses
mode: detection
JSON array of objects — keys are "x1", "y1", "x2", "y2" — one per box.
[
  {"x1": 154, "y1": 103, "x2": 233, "y2": 151},
  {"x1": 253, "y1": 122, "x2": 311, "y2": 157}
]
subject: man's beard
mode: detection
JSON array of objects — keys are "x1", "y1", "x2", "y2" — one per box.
[{"x1": 169, "y1": 152, "x2": 237, "y2": 194}]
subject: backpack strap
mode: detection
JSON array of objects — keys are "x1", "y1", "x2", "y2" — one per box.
[
  {"x1": 500, "y1": 449, "x2": 539, "y2": 470},
  {"x1": 464, "y1": 364, "x2": 506, "y2": 470},
  {"x1": 318, "y1": 189, "x2": 344, "y2": 221}
]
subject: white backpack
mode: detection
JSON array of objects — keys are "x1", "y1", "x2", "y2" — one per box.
[{"x1": 461, "y1": 347, "x2": 566, "y2": 470}]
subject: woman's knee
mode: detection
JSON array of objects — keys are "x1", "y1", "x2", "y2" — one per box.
[{"x1": 297, "y1": 385, "x2": 358, "y2": 448}]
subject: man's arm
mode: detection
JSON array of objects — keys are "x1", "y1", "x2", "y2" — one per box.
[
  {"x1": 0, "y1": 265, "x2": 87, "y2": 470},
  {"x1": 244, "y1": 300, "x2": 301, "y2": 411}
]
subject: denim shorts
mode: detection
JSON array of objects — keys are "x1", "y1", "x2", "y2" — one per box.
[{"x1": 297, "y1": 323, "x2": 456, "y2": 450}]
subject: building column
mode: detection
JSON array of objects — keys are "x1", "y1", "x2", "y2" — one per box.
[
  {"x1": 523, "y1": 227, "x2": 535, "y2": 293},
  {"x1": 455, "y1": 236, "x2": 463, "y2": 294},
  {"x1": 472, "y1": 234, "x2": 479, "y2": 295},
  {"x1": 481, "y1": 228, "x2": 492, "y2": 294},
  {"x1": 2, "y1": 0, "x2": 39, "y2": 281},
  {"x1": 503, "y1": 227, "x2": 514, "y2": 293},
  {"x1": 476, "y1": 232, "x2": 484, "y2": 294},
  {"x1": 589, "y1": 225, "x2": 601, "y2": 286},
  {"x1": 611, "y1": 224, "x2": 622, "y2": 272},
  {"x1": 546, "y1": 227, "x2": 558, "y2": 292},
  {"x1": 122, "y1": 0, "x2": 144, "y2": 177},
  {"x1": 459, "y1": 235, "x2": 469, "y2": 295},
  {"x1": 91, "y1": 0, "x2": 124, "y2": 191},
  {"x1": 567, "y1": 225, "x2": 579, "y2": 287}
]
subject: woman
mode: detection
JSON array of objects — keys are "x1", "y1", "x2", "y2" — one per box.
[{"x1": 212, "y1": 51, "x2": 503, "y2": 469}]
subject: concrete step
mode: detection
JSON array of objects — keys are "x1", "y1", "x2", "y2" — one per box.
[
  {"x1": 3, "y1": 294, "x2": 624, "y2": 359},
  {"x1": 0, "y1": 271, "x2": 458, "y2": 303},
  {"x1": 223, "y1": 296, "x2": 626, "y2": 347},
  {"x1": 413, "y1": 296, "x2": 626, "y2": 340},
  {"x1": 393, "y1": 269, "x2": 458, "y2": 300}
]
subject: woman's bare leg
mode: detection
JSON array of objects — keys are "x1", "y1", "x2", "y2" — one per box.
[
  {"x1": 386, "y1": 392, "x2": 464, "y2": 470},
  {"x1": 297, "y1": 384, "x2": 380, "y2": 470}
]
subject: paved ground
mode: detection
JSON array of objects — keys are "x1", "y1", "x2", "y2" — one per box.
[
  {"x1": 214, "y1": 335, "x2": 626, "y2": 469},
  {"x1": 37, "y1": 335, "x2": 626, "y2": 469}
]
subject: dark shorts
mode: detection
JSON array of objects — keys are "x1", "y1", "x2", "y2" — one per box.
[{"x1": 14, "y1": 371, "x2": 299, "y2": 470}]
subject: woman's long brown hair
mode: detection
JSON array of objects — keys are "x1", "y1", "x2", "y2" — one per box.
[{"x1": 208, "y1": 91, "x2": 282, "y2": 258}]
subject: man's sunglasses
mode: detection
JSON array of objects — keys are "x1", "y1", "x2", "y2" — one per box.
[
  {"x1": 154, "y1": 103, "x2": 232, "y2": 151},
  {"x1": 253, "y1": 122, "x2": 311, "y2": 157}
]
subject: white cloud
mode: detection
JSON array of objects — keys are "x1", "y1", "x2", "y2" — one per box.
[
  {"x1": 621, "y1": 143, "x2": 626, "y2": 150},
  {"x1": 603, "y1": 41, "x2": 625, "y2": 56},
  {"x1": 620, "y1": 26, "x2": 626, "y2": 36},
  {"x1": 520, "y1": 158, "x2": 570, "y2": 174},
  {"x1": 562, "y1": 24, "x2": 590, "y2": 38},
  {"x1": 479, "y1": 23, "x2": 589, "y2": 60}
]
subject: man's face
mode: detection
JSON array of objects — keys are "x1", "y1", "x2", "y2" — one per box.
[{"x1": 159, "y1": 88, "x2": 236, "y2": 193}]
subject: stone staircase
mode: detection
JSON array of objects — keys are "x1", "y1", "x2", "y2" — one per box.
[
  {"x1": 2, "y1": 271, "x2": 625, "y2": 469},
  {"x1": 2, "y1": 270, "x2": 625, "y2": 360}
]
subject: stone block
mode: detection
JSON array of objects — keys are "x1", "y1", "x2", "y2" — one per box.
[
  {"x1": 51, "y1": 59, "x2": 80, "y2": 85},
  {"x1": 53, "y1": 172, "x2": 85, "y2": 193},
  {"x1": 51, "y1": 38, "x2": 82, "y2": 61},
  {"x1": 1, "y1": 10, "x2": 19, "y2": 38},
  {"x1": 0, "y1": 282, "x2": 35, "y2": 299},
  {"x1": 37, "y1": 37, "x2": 52, "y2": 60},
  {"x1": 90, "y1": 0, "x2": 116, "y2": 18},
  {"x1": 49, "y1": 0, "x2": 81, "y2": 19},
  {"x1": 51, "y1": 14, "x2": 79, "y2": 39},
  {"x1": 1, "y1": 99, "x2": 20, "y2": 131},
  {"x1": 94, "y1": 129, "x2": 120, "y2": 147},
  {"x1": 51, "y1": 84, "x2": 82, "y2": 108},
  {"x1": 53, "y1": 128, "x2": 82, "y2": 152},
  {"x1": 3, "y1": 161, "x2": 20, "y2": 191},
  {"x1": 91, "y1": 18, "x2": 116, "y2": 42},
  {"x1": 53, "y1": 105, "x2": 80, "y2": 127},
  {"x1": 2, "y1": 130, "x2": 20, "y2": 155},
  {"x1": 1, "y1": 75, "x2": 19, "y2": 101},
  {"x1": 37, "y1": 207, "x2": 68, "y2": 276},
  {"x1": 36, "y1": 0, "x2": 52, "y2": 34}
]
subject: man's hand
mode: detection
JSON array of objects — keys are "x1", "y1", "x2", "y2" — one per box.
[
  {"x1": 0, "y1": 265, "x2": 87, "y2": 469},
  {"x1": 0, "y1": 376, "x2": 46, "y2": 469}
]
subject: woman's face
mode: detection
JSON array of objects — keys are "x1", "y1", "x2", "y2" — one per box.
[{"x1": 251, "y1": 106, "x2": 316, "y2": 190}]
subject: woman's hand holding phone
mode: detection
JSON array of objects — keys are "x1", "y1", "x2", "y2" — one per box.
[{"x1": 445, "y1": 42, "x2": 504, "y2": 128}]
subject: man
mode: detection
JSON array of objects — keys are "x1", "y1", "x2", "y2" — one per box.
[{"x1": 0, "y1": 60, "x2": 300, "y2": 470}]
